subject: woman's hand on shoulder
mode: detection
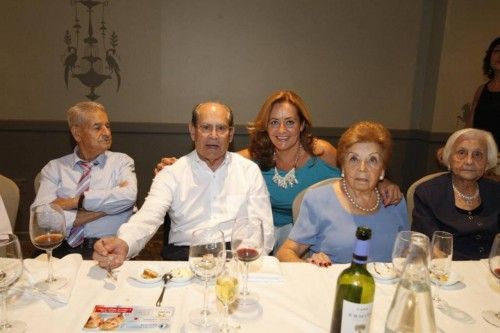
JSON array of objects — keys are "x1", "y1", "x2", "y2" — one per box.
[
  {"x1": 377, "y1": 179, "x2": 403, "y2": 206},
  {"x1": 154, "y1": 156, "x2": 178, "y2": 175},
  {"x1": 237, "y1": 148, "x2": 252, "y2": 160},
  {"x1": 306, "y1": 252, "x2": 332, "y2": 267},
  {"x1": 314, "y1": 139, "x2": 337, "y2": 167}
]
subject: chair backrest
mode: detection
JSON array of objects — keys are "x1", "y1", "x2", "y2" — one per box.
[
  {"x1": 292, "y1": 177, "x2": 341, "y2": 222},
  {"x1": 34, "y1": 172, "x2": 42, "y2": 194},
  {"x1": 0, "y1": 174, "x2": 20, "y2": 230},
  {"x1": 406, "y1": 171, "x2": 448, "y2": 225}
]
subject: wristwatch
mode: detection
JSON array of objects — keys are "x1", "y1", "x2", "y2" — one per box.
[{"x1": 77, "y1": 194, "x2": 85, "y2": 210}]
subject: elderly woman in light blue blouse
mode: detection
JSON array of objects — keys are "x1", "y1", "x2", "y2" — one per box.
[{"x1": 276, "y1": 121, "x2": 409, "y2": 266}]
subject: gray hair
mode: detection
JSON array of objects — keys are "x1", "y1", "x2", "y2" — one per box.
[
  {"x1": 67, "y1": 101, "x2": 106, "y2": 128},
  {"x1": 442, "y1": 128, "x2": 498, "y2": 170},
  {"x1": 191, "y1": 102, "x2": 234, "y2": 127}
]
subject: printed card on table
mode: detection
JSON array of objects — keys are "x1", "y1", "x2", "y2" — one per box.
[{"x1": 83, "y1": 305, "x2": 174, "y2": 330}]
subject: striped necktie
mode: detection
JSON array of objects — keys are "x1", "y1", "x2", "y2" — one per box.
[{"x1": 67, "y1": 161, "x2": 93, "y2": 247}]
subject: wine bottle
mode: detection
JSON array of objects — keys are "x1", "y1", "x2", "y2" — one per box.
[{"x1": 331, "y1": 226, "x2": 375, "y2": 333}]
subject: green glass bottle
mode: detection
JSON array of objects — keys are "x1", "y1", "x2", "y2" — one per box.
[{"x1": 331, "y1": 226, "x2": 375, "y2": 333}]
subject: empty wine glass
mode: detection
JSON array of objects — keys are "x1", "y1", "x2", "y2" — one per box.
[
  {"x1": 0, "y1": 234, "x2": 27, "y2": 332},
  {"x1": 216, "y1": 250, "x2": 240, "y2": 332},
  {"x1": 489, "y1": 233, "x2": 500, "y2": 281},
  {"x1": 231, "y1": 217, "x2": 264, "y2": 305},
  {"x1": 188, "y1": 227, "x2": 226, "y2": 327},
  {"x1": 391, "y1": 231, "x2": 429, "y2": 277},
  {"x1": 30, "y1": 203, "x2": 67, "y2": 291},
  {"x1": 429, "y1": 230, "x2": 453, "y2": 306}
]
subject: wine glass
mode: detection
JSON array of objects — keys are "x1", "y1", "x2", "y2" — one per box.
[
  {"x1": 216, "y1": 250, "x2": 240, "y2": 332},
  {"x1": 391, "y1": 231, "x2": 429, "y2": 277},
  {"x1": 0, "y1": 234, "x2": 27, "y2": 332},
  {"x1": 429, "y1": 231, "x2": 453, "y2": 306},
  {"x1": 29, "y1": 203, "x2": 67, "y2": 291},
  {"x1": 188, "y1": 227, "x2": 226, "y2": 327},
  {"x1": 231, "y1": 217, "x2": 264, "y2": 305},
  {"x1": 488, "y1": 233, "x2": 500, "y2": 281}
]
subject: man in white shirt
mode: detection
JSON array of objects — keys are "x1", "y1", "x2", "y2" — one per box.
[
  {"x1": 32, "y1": 102, "x2": 137, "y2": 259},
  {"x1": 93, "y1": 102, "x2": 273, "y2": 267}
]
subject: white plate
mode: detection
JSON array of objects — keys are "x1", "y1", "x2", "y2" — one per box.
[
  {"x1": 367, "y1": 262, "x2": 397, "y2": 280},
  {"x1": 132, "y1": 265, "x2": 163, "y2": 284},
  {"x1": 430, "y1": 270, "x2": 463, "y2": 286},
  {"x1": 170, "y1": 266, "x2": 194, "y2": 283}
]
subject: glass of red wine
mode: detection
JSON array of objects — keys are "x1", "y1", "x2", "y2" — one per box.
[
  {"x1": 30, "y1": 203, "x2": 67, "y2": 291},
  {"x1": 231, "y1": 217, "x2": 264, "y2": 305},
  {"x1": 489, "y1": 233, "x2": 500, "y2": 282}
]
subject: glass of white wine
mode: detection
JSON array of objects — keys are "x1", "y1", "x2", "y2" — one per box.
[
  {"x1": 429, "y1": 230, "x2": 453, "y2": 306},
  {"x1": 216, "y1": 250, "x2": 239, "y2": 333},
  {"x1": 0, "y1": 234, "x2": 27, "y2": 333},
  {"x1": 188, "y1": 227, "x2": 226, "y2": 327},
  {"x1": 30, "y1": 203, "x2": 67, "y2": 291}
]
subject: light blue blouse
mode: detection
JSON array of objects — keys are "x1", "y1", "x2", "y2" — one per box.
[
  {"x1": 262, "y1": 158, "x2": 341, "y2": 227},
  {"x1": 289, "y1": 183, "x2": 409, "y2": 263}
]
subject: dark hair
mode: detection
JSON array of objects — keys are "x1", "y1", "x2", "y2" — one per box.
[
  {"x1": 247, "y1": 90, "x2": 316, "y2": 170},
  {"x1": 191, "y1": 102, "x2": 234, "y2": 127},
  {"x1": 483, "y1": 37, "x2": 500, "y2": 79}
]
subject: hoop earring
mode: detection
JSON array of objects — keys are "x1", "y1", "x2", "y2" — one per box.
[{"x1": 341, "y1": 171, "x2": 344, "y2": 178}]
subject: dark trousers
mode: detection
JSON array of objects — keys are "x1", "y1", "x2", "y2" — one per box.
[
  {"x1": 33, "y1": 238, "x2": 99, "y2": 260},
  {"x1": 162, "y1": 242, "x2": 232, "y2": 261}
]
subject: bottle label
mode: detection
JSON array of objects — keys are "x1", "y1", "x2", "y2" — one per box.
[
  {"x1": 352, "y1": 239, "x2": 370, "y2": 264},
  {"x1": 340, "y1": 300, "x2": 372, "y2": 333}
]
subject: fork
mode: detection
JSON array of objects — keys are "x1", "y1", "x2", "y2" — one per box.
[{"x1": 156, "y1": 273, "x2": 173, "y2": 307}]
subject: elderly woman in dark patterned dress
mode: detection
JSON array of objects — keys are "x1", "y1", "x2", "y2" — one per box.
[{"x1": 412, "y1": 128, "x2": 500, "y2": 260}]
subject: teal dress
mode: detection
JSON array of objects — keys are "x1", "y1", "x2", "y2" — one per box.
[{"x1": 262, "y1": 157, "x2": 341, "y2": 251}]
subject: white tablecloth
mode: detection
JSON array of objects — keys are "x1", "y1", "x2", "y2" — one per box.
[{"x1": 7, "y1": 259, "x2": 500, "y2": 332}]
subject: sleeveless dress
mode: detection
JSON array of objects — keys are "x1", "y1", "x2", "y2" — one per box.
[{"x1": 473, "y1": 84, "x2": 500, "y2": 145}]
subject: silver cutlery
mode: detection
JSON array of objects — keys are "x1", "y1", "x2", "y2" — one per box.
[{"x1": 156, "y1": 272, "x2": 172, "y2": 307}]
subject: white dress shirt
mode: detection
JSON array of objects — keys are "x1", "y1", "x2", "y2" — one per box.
[
  {"x1": 118, "y1": 150, "x2": 274, "y2": 257},
  {"x1": 32, "y1": 148, "x2": 137, "y2": 238}
]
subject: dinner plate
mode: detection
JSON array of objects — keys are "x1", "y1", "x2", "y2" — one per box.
[
  {"x1": 132, "y1": 265, "x2": 163, "y2": 284},
  {"x1": 430, "y1": 270, "x2": 463, "y2": 286},
  {"x1": 367, "y1": 262, "x2": 397, "y2": 280},
  {"x1": 170, "y1": 266, "x2": 194, "y2": 284}
]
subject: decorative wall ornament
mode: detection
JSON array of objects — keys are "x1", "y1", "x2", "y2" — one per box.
[{"x1": 63, "y1": 0, "x2": 121, "y2": 100}]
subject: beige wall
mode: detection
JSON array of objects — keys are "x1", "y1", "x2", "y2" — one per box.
[
  {"x1": 2, "y1": 0, "x2": 426, "y2": 130},
  {"x1": 2, "y1": 1, "x2": 498, "y2": 131},
  {"x1": 432, "y1": 0, "x2": 500, "y2": 132}
]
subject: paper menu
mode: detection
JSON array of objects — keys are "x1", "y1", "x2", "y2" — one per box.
[{"x1": 83, "y1": 305, "x2": 174, "y2": 330}]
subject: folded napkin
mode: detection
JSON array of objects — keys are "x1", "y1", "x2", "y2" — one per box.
[
  {"x1": 247, "y1": 255, "x2": 284, "y2": 282},
  {"x1": 20, "y1": 253, "x2": 83, "y2": 304}
]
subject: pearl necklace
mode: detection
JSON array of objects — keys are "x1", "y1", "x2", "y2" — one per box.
[
  {"x1": 452, "y1": 182, "x2": 479, "y2": 205},
  {"x1": 341, "y1": 178, "x2": 380, "y2": 212},
  {"x1": 272, "y1": 145, "x2": 301, "y2": 189}
]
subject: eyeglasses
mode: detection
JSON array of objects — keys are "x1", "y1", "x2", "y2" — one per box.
[
  {"x1": 453, "y1": 149, "x2": 484, "y2": 162},
  {"x1": 197, "y1": 124, "x2": 231, "y2": 135}
]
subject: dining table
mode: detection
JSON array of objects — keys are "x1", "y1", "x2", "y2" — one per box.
[{"x1": 7, "y1": 257, "x2": 500, "y2": 332}]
